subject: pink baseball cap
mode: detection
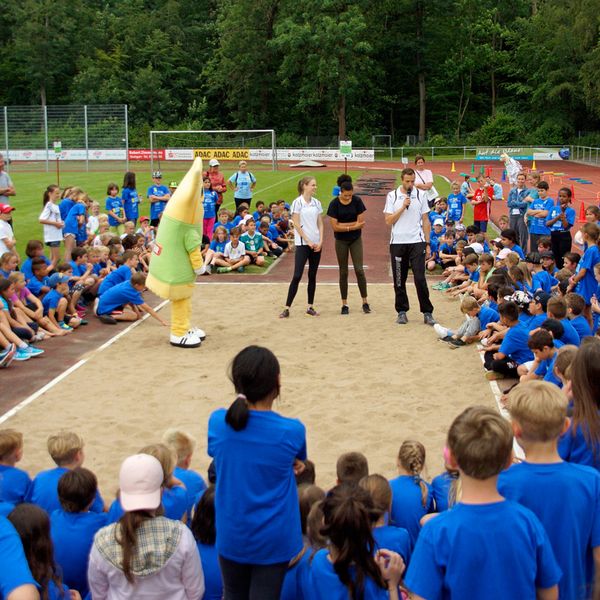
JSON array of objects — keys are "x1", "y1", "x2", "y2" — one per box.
[
  {"x1": 0, "y1": 203, "x2": 15, "y2": 214},
  {"x1": 497, "y1": 248, "x2": 512, "y2": 260},
  {"x1": 119, "y1": 454, "x2": 163, "y2": 512}
]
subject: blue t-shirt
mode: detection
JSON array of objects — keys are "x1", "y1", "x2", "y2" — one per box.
[
  {"x1": 577, "y1": 245, "x2": 600, "y2": 303},
  {"x1": 173, "y1": 466, "x2": 207, "y2": 516},
  {"x1": 229, "y1": 171, "x2": 256, "y2": 199},
  {"x1": 559, "y1": 420, "x2": 600, "y2": 472},
  {"x1": 499, "y1": 322, "x2": 534, "y2": 364},
  {"x1": 534, "y1": 350, "x2": 562, "y2": 387},
  {"x1": 196, "y1": 543, "x2": 223, "y2": 600},
  {"x1": 42, "y1": 289, "x2": 62, "y2": 315},
  {"x1": 69, "y1": 260, "x2": 87, "y2": 279},
  {"x1": 429, "y1": 210, "x2": 447, "y2": 226},
  {"x1": 508, "y1": 244, "x2": 526, "y2": 259},
  {"x1": 27, "y1": 467, "x2": 104, "y2": 514},
  {"x1": 96, "y1": 280, "x2": 143, "y2": 315},
  {"x1": 478, "y1": 305, "x2": 499, "y2": 330},
  {"x1": 209, "y1": 240, "x2": 227, "y2": 253},
  {"x1": 27, "y1": 275, "x2": 49, "y2": 297},
  {"x1": 571, "y1": 315, "x2": 593, "y2": 340},
  {"x1": 147, "y1": 184, "x2": 170, "y2": 220},
  {"x1": 431, "y1": 471, "x2": 457, "y2": 513},
  {"x1": 98, "y1": 265, "x2": 132, "y2": 296},
  {"x1": 307, "y1": 548, "x2": 389, "y2": 600},
  {"x1": 499, "y1": 461, "x2": 600, "y2": 600},
  {"x1": 529, "y1": 198, "x2": 554, "y2": 235},
  {"x1": 50, "y1": 509, "x2": 107, "y2": 596},
  {"x1": 547, "y1": 205, "x2": 576, "y2": 232},
  {"x1": 121, "y1": 187, "x2": 140, "y2": 221},
  {"x1": 446, "y1": 193, "x2": 467, "y2": 222},
  {"x1": 280, "y1": 546, "x2": 310, "y2": 600},
  {"x1": 21, "y1": 256, "x2": 51, "y2": 282},
  {"x1": 389, "y1": 475, "x2": 433, "y2": 545},
  {"x1": 105, "y1": 196, "x2": 124, "y2": 226},
  {"x1": 106, "y1": 485, "x2": 188, "y2": 523},
  {"x1": 532, "y1": 270, "x2": 554, "y2": 293},
  {"x1": 373, "y1": 524, "x2": 411, "y2": 564},
  {"x1": 212, "y1": 221, "x2": 233, "y2": 234},
  {"x1": 0, "y1": 517, "x2": 36, "y2": 598},
  {"x1": 203, "y1": 190, "x2": 219, "y2": 220},
  {"x1": 0, "y1": 465, "x2": 31, "y2": 505},
  {"x1": 208, "y1": 408, "x2": 307, "y2": 564},
  {"x1": 469, "y1": 268, "x2": 480, "y2": 283},
  {"x1": 520, "y1": 312, "x2": 547, "y2": 333},
  {"x1": 63, "y1": 203, "x2": 86, "y2": 237},
  {"x1": 559, "y1": 318, "x2": 581, "y2": 346},
  {"x1": 404, "y1": 500, "x2": 561, "y2": 600},
  {"x1": 59, "y1": 198, "x2": 75, "y2": 221}
]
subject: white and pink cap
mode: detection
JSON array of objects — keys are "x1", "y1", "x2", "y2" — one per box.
[{"x1": 119, "y1": 454, "x2": 163, "y2": 512}]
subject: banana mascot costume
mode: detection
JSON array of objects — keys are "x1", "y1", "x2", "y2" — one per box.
[{"x1": 146, "y1": 157, "x2": 206, "y2": 348}]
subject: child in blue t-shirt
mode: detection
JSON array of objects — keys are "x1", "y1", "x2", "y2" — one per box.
[
  {"x1": 517, "y1": 329, "x2": 563, "y2": 387},
  {"x1": 42, "y1": 272, "x2": 81, "y2": 332},
  {"x1": 500, "y1": 381, "x2": 600, "y2": 600},
  {"x1": 147, "y1": 171, "x2": 171, "y2": 227},
  {"x1": 105, "y1": 182, "x2": 126, "y2": 235},
  {"x1": 566, "y1": 292, "x2": 593, "y2": 340},
  {"x1": 547, "y1": 296, "x2": 581, "y2": 346},
  {"x1": 590, "y1": 263, "x2": 600, "y2": 333},
  {"x1": 190, "y1": 486, "x2": 223, "y2": 600},
  {"x1": 258, "y1": 221, "x2": 284, "y2": 257},
  {"x1": 0, "y1": 429, "x2": 31, "y2": 505},
  {"x1": 570, "y1": 223, "x2": 600, "y2": 322},
  {"x1": 27, "y1": 431, "x2": 105, "y2": 515},
  {"x1": 525, "y1": 251, "x2": 554, "y2": 293},
  {"x1": 95, "y1": 272, "x2": 168, "y2": 326},
  {"x1": 526, "y1": 181, "x2": 554, "y2": 251},
  {"x1": 405, "y1": 405, "x2": 561, "y2": 600},
  {"x1": 546, "y1": 187, "x2": 576, "y2": 268},
  {"x1": 201, "y1": 226, "x2": 229, "y2": 275},
  {"x1": 50, "y1": 467, "x2": 108, "y2": 597},
  {"x1": 430, "y1": 452, "x2": 459, "y2": 513},
  {"x1": 121, "y1": 171, "x2": 141, "y2": 224},
  {"x1": 63, "y1": 191, "x2": 89, "y2": 262},
  {"x1": 446, "y1": 181, "x2": 468, "y2": 223},
  {"x1": 97, "y1": 251, "x2": 138, "y2": 296},
  {"x1": 203, "y1": 177, "x2": 219, "y2": 241},
  {"x1": 389, "y1": 441, "x2": 433, "y2": 545},
  {"x1": 163, "y1": 429, "x2": 208, "y2": 518}
]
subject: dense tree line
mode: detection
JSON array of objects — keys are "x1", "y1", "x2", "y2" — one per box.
[{"x1": 1, "y1": 0, "x2": 599, "y2": 146}]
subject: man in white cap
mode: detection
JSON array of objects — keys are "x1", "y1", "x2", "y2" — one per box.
[{"x1": 204, "y1": 159, "x2": 227, "y2": 212}]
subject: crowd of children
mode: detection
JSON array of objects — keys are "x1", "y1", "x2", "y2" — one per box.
[
  {"x1": 1, "y1": 337, "x2": 600, "y2": 599},
  {"x1": 0, "y1": 171, "x2": 296, "y2": 368}
]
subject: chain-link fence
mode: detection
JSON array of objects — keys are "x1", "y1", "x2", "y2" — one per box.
[{"x1": 0, "y1": 105, "x2": 128, "y2": 172}]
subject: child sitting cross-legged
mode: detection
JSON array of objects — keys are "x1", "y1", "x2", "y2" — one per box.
[
  {"x1": 404, "y1": 405, "x2": 561, "y2": 600},
  {"x1": 213, "y1": 226, "x2": 250, "y2": 273},
  {"x1": 446, "y1": 254, "x2": 480, "y2": 298},
  {"x1": 517, "y1": 329, "x2": 563, "y2": 388},
  {"x1": 199, "y1": 226, "x2": 228, "y2": 275},
  {"x1": 42, "y1": 272, "x2": 82, "y2": 332},
  {"x1": 499, "y1": 381, "x2": 600, "y2": 600}
]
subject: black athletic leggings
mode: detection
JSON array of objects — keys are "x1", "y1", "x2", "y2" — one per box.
[
  {"x1": 483, "y1": 350, "x2": 519, "y2": 378},
  {"x1": 285, "y1": 245, "x2": 321, "y2": 307},
  {"x1": 219, "y1": 556, "x2": 288, "y2": 600}
]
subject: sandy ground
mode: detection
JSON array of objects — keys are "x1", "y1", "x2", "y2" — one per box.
[{"x1": 8, "y1": 282, "x2": 494, "y2": 502}]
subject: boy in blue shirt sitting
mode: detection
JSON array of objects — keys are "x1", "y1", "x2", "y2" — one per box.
[
  {"x1": 565, "y1": 292, "x2": 593, "y2": 340},
  {"x1": 97, "y1": 250, "x2": 138, "y2": 296},
  {"x1": 50, "y1": 467, "x2": 107, "y2": 597},
  {"x1": 547, "y1": 297, "x2": 580, "y2": 346},
  {"x1": 499, "y1": 381, "x2": 600, "y2": 600},
  {"x1": 95, "y1": 272, "x2": 168, "y2": 326},
  {"x1": 0, "y1": 429, "x2": 31, "y2": 505},
  {"x1": 405, "y1": 405, "x2": 561, "y2": 600},
  {"x1": 518, "y1": 329, "x2": 563, "y2": 388},
  {"x1": 42, "y1": 273, "x2": 81, "y2": 332},
  {"x1": 27, "y1": 430, "x2": 105, "y2": 514}
]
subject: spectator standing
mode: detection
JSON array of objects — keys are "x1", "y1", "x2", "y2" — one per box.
[
  {"x1": 413, "y1": 155, "x2": 438, "y2": 208},
  {"x1": 147, "y1": 171, "x2": 171, "y2": 228},
  {"x1": 229, "y1": 160, "x2": 256, "y2": 210},
  {"x1": 204, "y1": 159, "x2": 227, "y2": 212},
  {"x1": 122, "y1": 171, "x2": 142, "y2": 225},
  {"x1": 507, "y1": 172, "x2": 531, "y2": 250},
  {"x1": 0, "y1": 154, "x2": 15, "y2": 227}
]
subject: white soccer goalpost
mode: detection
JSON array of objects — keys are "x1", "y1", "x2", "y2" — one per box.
[
  {"x1": 149, "y1": 129, "x2": 277, "y2": 172},
  {"x1": 372, "y1": 134, "x2": 392, "y2": 160}
]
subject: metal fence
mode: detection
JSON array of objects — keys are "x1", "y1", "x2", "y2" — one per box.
[
  {"x1": 571, "y1": 145, "x2": 600, "y2": 165},
  {"x1": 0, "y1": 105, "x2": 128, "y2": 172}
]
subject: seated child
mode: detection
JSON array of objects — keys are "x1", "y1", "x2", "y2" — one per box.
[
  {"x1": 436, "y1": 230, "x2": 457, "y2": 269},
  {"x1": 0, "y1": 251, "x2": 19, "y2": 279},
  {"x1": 162, "y1": 429, "x2": 208, "y2": 517},
  {"x1": 499, "y1": 381, "x2": 600, "y2": 600},
  {"x1": 95, "y1": 272, "x2": 168, "y2": 326},
  {"x1": 434, "y1": 295, "x2": 497, "y2": 348},
  {"x1": 389, "y1": 441, "x2": 433, "y2": 545},
  {"x1": 547, "y1": 296, "x2": 580, "y2": 346},
  {"x1": 500, "y1": 228, "x2": 526, "y2": 259},
  {"x1": 591, "y1": 262, "x2": 600, "y2": 333},
  {"x1": 259, "y1": 220, "x2": 283, "y2": 257},
  {"x1": 498, "y1": 214, "x2": 509, "y2": 231},
  {"x1": 336, "y1": 451, "x2": 369, "y2": 485},
  {"x1": 42, "y1": 273, "x2": 82, "y2": 332},
  {"x1": 27, "y1": 431, "x2": 105, "y2": 514},
  {"x1": 213, "y1": 227, "x2": 250, "y2": 273},
  {"x1": 526, "y1": 252, "x2": 553, "y2": 293},
  {"x1": 119, "y1": 220, "x2": 136, "y2": 240},
  {"x1": 565, "y1": 292, "x2": 593, "y2": 340},
  {"x1": 518, "y1": 329, "x2": 562, "y2": 387},
  {"x1": 405, "y1": 405, "x2": 560, "y2": 599},
  {"x1": 201, "y1": 226, "x2": 229, "y2": 275},
  {"x1": 253, "y1": 200, "x2": 266, "y2": 223},
  {"x1": 50, "y1": 468, "x2": 108, "y2": 597},
  {"x1": 470, "y1": 252, "x2": 495, "y2": 299},
  {"x1": 446, "y1": 253, "x2": 479, "y2": 297},
  {"x1": 563, "y1": 251, "x2": 581, "y2": 275},
  {"x1": 0, "y1": 429, "x2": 31, "y2": 505},
  {"x1": 240, "y1": 218, "x2": 266, "y2": 267},
  {"x1": 97, "y1": 250, "x2": 138, "y2": 296},
  {"x1": 27, "y1": 257, "x2": 51, "y2": 298},
  {"x1": 430, "y1": 452, "x2": 459, "y2": 513}
]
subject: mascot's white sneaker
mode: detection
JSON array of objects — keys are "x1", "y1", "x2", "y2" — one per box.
[
  {"x1": 170, "y1": 331, "x2": 202, "y2": 348},
  {"x1": 189, "y1": 327, "x2": 206, "y2": 341}
]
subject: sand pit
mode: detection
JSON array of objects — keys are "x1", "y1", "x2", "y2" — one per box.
[{"x1": 7, "y1": 282, "x2": 494, "y2": 501}]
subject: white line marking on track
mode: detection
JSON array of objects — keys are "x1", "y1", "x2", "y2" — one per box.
[{"x1": 0, "y1": 300, "x2": 170, "y2": 425}]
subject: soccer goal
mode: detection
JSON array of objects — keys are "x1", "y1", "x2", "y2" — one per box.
[
  {"x1": 149, "y1": 129, "x2": 277, "y2": 173},
  {"x1": 372, "y1": 134, "x2": 392, "y2": 160}
]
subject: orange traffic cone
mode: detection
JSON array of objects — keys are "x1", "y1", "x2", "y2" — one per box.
[
  {"x1": 451, "y1": 162, "x2": 456, "y2": 173},
  {"x1": 532, "y1": 159, "x2": 537, "y2": 170},
  {"x1": 578, "y1": 200, "x2": 586, "y2": 223}
]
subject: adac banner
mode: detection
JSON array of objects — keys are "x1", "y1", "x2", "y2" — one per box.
[
  {"x1": 476, "y1": 147, "x2": 568, "y2": 161},
  {"x1": 193, "y1": 148, "x2": 250, "y2": 160}
]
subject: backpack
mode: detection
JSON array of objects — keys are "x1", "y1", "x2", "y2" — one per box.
[{"x1": 235, "y1": 171, "x2": 254, "y2": 185}]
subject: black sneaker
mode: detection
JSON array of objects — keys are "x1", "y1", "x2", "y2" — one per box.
[
  {"x1": 449, "y1": 338, "x2": 466, "y2": 347},
  {"x1": 98, "y1": 314, "x2": 117, "y2": 325},
  {"x1": 423, "y1": 312, "x2": 436, "y2": 326},
  {"x1": 439, "y1": 336, "x2": 455, "y2": 343},
  {"x1": 341, "y1": 305, "x2": 349, "y2": 315},
  {"x1": 396, "y1": 312, "x2": 408, "y2": 325},
  {"x1": 362, "y1": 303, "x2": 371, "y2": 314},
  {"x1": 279, "y1": 309, "x2": 290, "y2": 319}
]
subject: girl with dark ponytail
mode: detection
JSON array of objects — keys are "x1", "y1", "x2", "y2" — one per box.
[
  {"x1": 208, "y1": 345, "x2": 307, "y2": 600},
  {"x1": 307, "y1": 484, "x2": 404, "y2": 599}
]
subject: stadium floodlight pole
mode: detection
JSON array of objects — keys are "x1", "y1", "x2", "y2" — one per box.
[{"x1": 150, "y1": 129, "x2": 277, "y2": 171}]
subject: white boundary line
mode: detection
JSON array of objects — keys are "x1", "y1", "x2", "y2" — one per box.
[{"x1": 0, "y1": 300, "x2": 170, "y2": 425}]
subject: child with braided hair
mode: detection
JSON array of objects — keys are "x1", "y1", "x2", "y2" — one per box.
[{"x1": 389, "y1": 441, "x2": 433, "y2": 545}]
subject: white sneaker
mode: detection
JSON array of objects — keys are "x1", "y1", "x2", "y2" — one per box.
[
  {"x1": 170, "y1": 331, "x2": 202, "y2": 348},
  {"x1": 197, "y1": 264, "x2": 207, "y2": 276},
  {"x1": 433, "y1": 324, "x2": 449, "y2": 339},
  {"x1": 188, "y1": 327, "x2": 206, "y2": 341}
]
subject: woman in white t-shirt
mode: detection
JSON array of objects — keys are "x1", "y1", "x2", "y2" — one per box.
[
  {"x1": 38, "y1": 184, "x2": 64, "y2": 263},
  {"x1": 280, "y1": 177, "x2": 323, "y2": 318},
  {"x1": 414, "y1": 155, "x2": 438, "y2": 208}
]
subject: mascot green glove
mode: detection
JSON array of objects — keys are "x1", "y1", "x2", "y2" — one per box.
[{"x1": 146, "y1": 157, "x2": 206, "y2": 348}]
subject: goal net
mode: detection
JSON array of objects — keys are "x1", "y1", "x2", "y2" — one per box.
[{"x1": 149, "y1": 129, "x2": 277, "y2": 173}]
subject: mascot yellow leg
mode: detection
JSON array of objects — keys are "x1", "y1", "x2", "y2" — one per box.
[{"x1": 171, "y1": 297, "x2": 192, "y2": 338}]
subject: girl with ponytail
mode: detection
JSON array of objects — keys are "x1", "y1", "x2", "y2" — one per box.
[
  {"x1": 307, "y1": 484, "x2": 404, "y2": 599},
  {"x1": 389, "y1": 441, "x2": 434, "y2": 545},
  {"x1": 208, "y1": 345, "x2": 307, "y2": 600}
]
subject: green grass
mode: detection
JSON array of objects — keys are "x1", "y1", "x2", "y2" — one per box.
[{"x1": 9, "y1": 168, "x2": 362, "y2": 256}]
